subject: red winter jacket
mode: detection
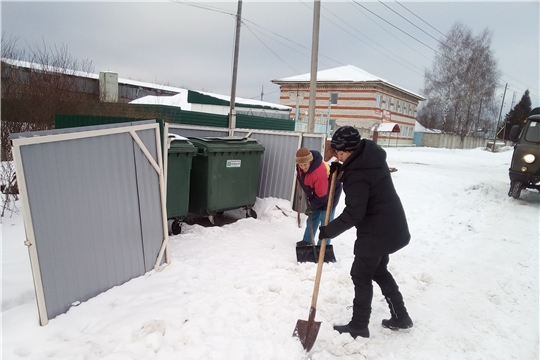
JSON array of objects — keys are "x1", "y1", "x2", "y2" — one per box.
[{"x1": 296, "y1": 150, "x2": 341, "y2": 210}]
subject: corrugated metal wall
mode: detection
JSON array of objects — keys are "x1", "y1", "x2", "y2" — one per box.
[
  {"x1": 11, "y1": 121, "x2": 167, "y2": 325},
  {"x1": 234, "y1": 130, "x2": 301, "y2": 201}
]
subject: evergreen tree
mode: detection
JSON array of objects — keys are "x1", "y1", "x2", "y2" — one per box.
[{"x1": 501, "y1": 90, "x2": 531, "y2": 140}]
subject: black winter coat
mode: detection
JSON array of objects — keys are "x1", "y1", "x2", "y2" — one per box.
[{"x1": 324, "y1": 139, "x2": 410, "y2": 256}]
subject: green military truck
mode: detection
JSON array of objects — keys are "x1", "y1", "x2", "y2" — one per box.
[{"x1": 508, "y1": 107, "x2": 540, "y2": 199}]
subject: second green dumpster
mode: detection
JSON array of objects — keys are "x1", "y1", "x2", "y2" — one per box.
[
  {"x1": 188, "y1": 137, "x2": 265, "y2": 224},
  {"x1": 166, "y1": 136, "x2": 197, "y2": 234}
]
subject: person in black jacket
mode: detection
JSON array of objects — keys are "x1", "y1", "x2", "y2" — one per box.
[{"x1": 319, "y1": 126, "x2": 413, "y2": 339}]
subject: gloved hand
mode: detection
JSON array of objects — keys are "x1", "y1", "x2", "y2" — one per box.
[
  {"x1": 330, "y1": 162, "x2": 342, "y2": 175},
  {"x1": 304, "y1": 202, "x2": 313, "y2": 216},
  {"x1": 318, "y1": 226, "x2": 328, "y2": 240}
]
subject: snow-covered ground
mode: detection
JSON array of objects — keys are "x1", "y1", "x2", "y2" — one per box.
[{"x1": 2, "y1": 146, "x2": 539, "y2": 359}]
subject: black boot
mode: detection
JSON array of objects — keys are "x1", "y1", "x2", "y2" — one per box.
[
  {"x1": 382, "y1": 314, "x2": 413, "y2": 330},
  {"x1": 333, "y1": 323, "x2": 370, "y2": 338},
  {"x1": 382, "y1": 294, "x2": 412, "y2": 328}
]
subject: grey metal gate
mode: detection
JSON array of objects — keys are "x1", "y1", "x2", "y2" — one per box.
[{"x1": 11, "y1": 121, "x2": 168, "y2": 325}]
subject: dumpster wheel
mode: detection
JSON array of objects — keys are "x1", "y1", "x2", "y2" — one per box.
[
  {"x1": 168, "y1": 219, "x2": 182, "y2": 235},
  {"x1": 246, "y1": 207, "x2": 258, "y2": 219}
]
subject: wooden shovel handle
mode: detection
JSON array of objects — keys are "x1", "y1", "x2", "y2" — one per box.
[
  {"x1": 309, "y1": 169, "x2": 338, "y2": 310},
  {"x1": 297, "y1": 180, "x2": 302, "y2": 228}
]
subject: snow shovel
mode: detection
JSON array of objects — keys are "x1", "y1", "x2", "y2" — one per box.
[
  {"x1": 295, "y1": 174, "x2": 337, "y2": 263},
  {"x1": 293, "y1": 170, "x2": 338, "y2": 352},
  {"x1": 295, "y1": 213, "x2": 337, "y2": 263}
]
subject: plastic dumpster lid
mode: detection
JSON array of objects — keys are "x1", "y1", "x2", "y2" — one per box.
[
  {"x1": 168, "y1": 138, "x2": 197, "y2": 153},
  {"x1": 188, "y1": 137, "x2": 265, "y2": 153}
]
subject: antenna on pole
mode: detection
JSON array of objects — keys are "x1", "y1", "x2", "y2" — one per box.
[
  {"x1": 510, "y1": 91, "x2": 517, "y2": 109},
  {"x1": 261, "y1": 84, "x2": 264, "y2": 101}
]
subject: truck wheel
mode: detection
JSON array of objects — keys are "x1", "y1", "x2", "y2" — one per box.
[{"x1": 509, "y1": 181, "x2": 522, "y2": 199}]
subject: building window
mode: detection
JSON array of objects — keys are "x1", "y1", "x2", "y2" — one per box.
[
  {"x1": 376, "y1": 94, "x2": 382, "y2": 108},
  {"x1": 396, "y1": 100, "x2": 401, "y2": 113},
  {"x1": 385, "y1": 96, "x2": 390, "y2": 110}
]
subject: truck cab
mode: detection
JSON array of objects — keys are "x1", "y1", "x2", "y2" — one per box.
[{"x1": 508, "y1": 107, "x2": 540, "y2": 199}]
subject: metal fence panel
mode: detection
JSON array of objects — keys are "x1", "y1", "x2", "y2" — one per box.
[
  {"x1": 234, "y1": 130, "x2": 302, "y2": 200},
  {"x1": 11, "y1": 122, "x2": 166, "y2": 324}
]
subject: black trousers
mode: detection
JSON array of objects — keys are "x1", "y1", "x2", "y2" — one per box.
[{"x1": 349, "y1": 254, "x2": 407, "y2": 328}]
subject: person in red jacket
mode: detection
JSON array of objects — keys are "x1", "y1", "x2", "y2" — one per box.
[{"x1": 295, "y1": 147, "x2": 341, "y2": 246}]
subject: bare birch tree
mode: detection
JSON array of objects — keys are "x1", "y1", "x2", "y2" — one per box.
[{"x1": 421, "y1": 22, "x2": 500, "y2": 143}]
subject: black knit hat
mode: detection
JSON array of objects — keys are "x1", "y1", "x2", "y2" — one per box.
[{"x1": 331, "y1": 126, "x2": 361, "y2": 151}]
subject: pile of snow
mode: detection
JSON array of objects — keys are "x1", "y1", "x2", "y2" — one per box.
[{"x1": 2, "y1": 147, "x2": 538, "y2": 359}]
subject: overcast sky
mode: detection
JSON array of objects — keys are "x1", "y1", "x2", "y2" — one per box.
[{"x1": 2, "y1": 1, "x2": 539, "y2": 117}]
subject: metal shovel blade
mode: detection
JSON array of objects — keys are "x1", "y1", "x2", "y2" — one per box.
[{"x1": 293, "y1": 309, "x2": 321, "y2": 352}]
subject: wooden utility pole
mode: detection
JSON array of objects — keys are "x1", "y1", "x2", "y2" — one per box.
[
  {"x1": 307, "y1": 0, "x2": 321, "y2": 133},
  {"x1": 229, "y1": 0, "x2": 243, "y2": 134},
  {"x1": 492, "y1": 83, "x2": 508, "y2": 150}
]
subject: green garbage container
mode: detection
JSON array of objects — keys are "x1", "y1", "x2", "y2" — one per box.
[
  {"x1": 188, "y1": 137, "x2": 265, "y2": 223},
  {"x1": 166, "y1": 136, "x2": 197, "y2": 234}
]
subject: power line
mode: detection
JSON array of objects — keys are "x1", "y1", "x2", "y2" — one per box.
[
  {"x1": 350, "y1": 0, "x2": 443, "y2": 57},
  {"x1": 321, "y1": 4, "x2": 424, "y2": 75},
  {"x1": 172, "y1": 0, "x2": 539, "y2": 105},
  {"x1": 394, "y1": 0, "x2": 447, "y2": 39},
  {"x1": 241, "y1": 18, "x2": 311, "y2": 57},
  {"x1": 242, "y1": 17, "x2": 339, "y2": 72},
  {"x1": 378, "y1": 1, "x2": 445, "y2": 47},
  {"x1": 170, "y1": 0, "x2": 235, "y2": 17},
  {"x1": 244, "y1": 3, "x2": 422, "y2": 78},
  {"x1": 242, "y1": 23, "x2": 302, "y2": 74},
  {"x1": 344, "y1": 1, "x2": 434, "y2": 64},
  {"x1": 173, "y1": 0, "x2": 424, "y2": 78},
  {"x1": 379, "y1": 1, "x2": 538, "y2": 101}
]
